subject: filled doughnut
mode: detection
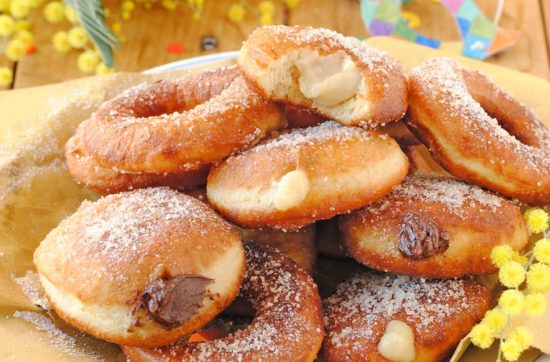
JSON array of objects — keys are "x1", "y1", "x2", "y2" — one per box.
[
  {"x1": 339, "y1": 176, "x2": 528, "y2": 278},
  {"x1": 33, "y1": 188, "x2": 245, "y2": 347},
  {"x1": 123, "y1": 242, "x2": 324, "y2": 362},
  {"x1": 406, "y1": 57, "x2": 550, "y2": 205},
  {"x1": 323, "y1": 272, "x2": 490, "y2": 362},
  {"x1": 185, "y1": 187, "x2": 317, "y2": 274},
  {"x1": 238, "y1": 25, "x2": 407, "y2": 127},
  {"x1": 207, "y1": 122, "x2": 409, "y2": 230},
  {"x1": 78, "y1": 66, "x2": 285, "y2": 174},
  {"x1": 66, "y1": 132, "x2": 209, "y2": 194}
]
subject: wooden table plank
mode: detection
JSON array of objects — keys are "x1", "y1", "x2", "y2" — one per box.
[{"x1": 11, "y1": 0, "x2": 550, "y2": 88}]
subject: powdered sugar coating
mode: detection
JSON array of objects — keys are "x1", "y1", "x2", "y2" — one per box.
[
  {"x1": 409, "y1": 57, "x2": 549, "y2": 171},
  {"x1": 390, "y1": 176, "x2": 502, "y2": 211},
  {"x1": 233, "y1": 121, "x2": 372, "y2": 157},
  {"x1": 323, "y1": 272, "x2": 489, "y2": 358},
  {"x1": 126, "y1": 243, "x2": 324, "y2": 362},
  {"x1": 267, "y1": 25, "x2": 403, "y2": 75}
]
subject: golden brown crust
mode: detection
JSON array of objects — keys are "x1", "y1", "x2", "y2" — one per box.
[
  {"x1": 66, "y1": 132, "x2": 209, "y2": 194},
  {"x1": 339, "y1": 176, "x2": 529, "y2": 278},
  {"x1": 34, "y1": 188, "x2": 245, "y2": 347},
  {"x1": 78, "y1": 67, "x2": 285, "y2": 174},
  {"x1": 123, "y1": 242, "x2": 324, "y2": 362},
  {"x1": 323, "y1": 273, "x2": 490, "y2": 362},
  {"x1": 207, "y1": 122, "x2": 409, "y2": 230},
  {"x1": 406, "y1": 58, "x2": 550, "y2": 205},
  {"x1": 238, "y1": 25, "x2": 407, "y2": 127}
]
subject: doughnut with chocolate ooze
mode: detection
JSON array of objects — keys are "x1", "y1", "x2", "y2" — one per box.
[
  {"x1": 33, "y1": 188, "x2": 245, "y2": 347},
  {"x1": 123, "y1": 242, "x2": 324, "y2": 362},
  {"x1": 339, "y1": 176, "x2": 528, "y2": 278},
  {"x1": 207, "y1": 121, "x2": 409, "y2": 230},
  {"x1": 238, "y1": 25, "x2": 407, "y2": 127},
  {"x1": 406, "y1": 57, "x2": 550, "y2": 205},
  {"x1": 78, "y1": 66, "x2": 286, "y2": 174},
  {"x1": 66, "y1": 132, "x2": 209, "y2": 194},
  {"x1": 323, "y1": 273, "x2": 490, "y2": 362}
]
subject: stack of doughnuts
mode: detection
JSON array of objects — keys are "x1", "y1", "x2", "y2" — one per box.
[{"x1": 33, "y1": 25, "x2": 548, "y2": 362}]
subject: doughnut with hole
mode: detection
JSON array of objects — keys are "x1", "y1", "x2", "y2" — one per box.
[
  {"x1": 78, "y1": 66, "x2": 285, "y2": 174},
  {"x1": 406, "y1": 57, "x2": 550, "y2": 205}
]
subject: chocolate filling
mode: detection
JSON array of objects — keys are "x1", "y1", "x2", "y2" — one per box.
[
  {"x1": 398, "y1": 212, "x2": 449, "y2": 259},
  {"x1": 140, "y1": 274, "x2": 213, "y2": 329}
]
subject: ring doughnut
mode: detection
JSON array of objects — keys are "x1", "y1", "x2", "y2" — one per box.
[
  {"x1": 66, "y1": 132, "x2": 209, "y2": 194},
  {"x1": 207, "y1": 122, "x2": 409, "y2": 230},
  {"x1": 79, "y1": 66, "x2": 285, "y2": 174},
  {"x1": 406, "y1": 57, "x2": 550, "y2": 205},
  {"x1": 323, "y1": 272, "x2": 490, "y2": 362},
  {"x1": 238, "y1": 25, "x2": 407, "y2": 127},
  {"x1": 123, "y1": 242, "x2": 324, "y2": 362},
  {"x1": 339, "y1": 176, "x2": 528, "y2": 278},
  {"x1": 33, "y1": 187, "x2": 245, "y2": 347}
]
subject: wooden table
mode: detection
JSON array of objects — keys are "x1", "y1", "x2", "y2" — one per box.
[{"x1": 4, "y1": 0, "x2": 550, "y2": 89}]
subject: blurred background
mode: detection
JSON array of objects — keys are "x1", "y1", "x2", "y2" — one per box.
[{"x1": 0, "y1": 0, "x2": 548, "y2": 89}]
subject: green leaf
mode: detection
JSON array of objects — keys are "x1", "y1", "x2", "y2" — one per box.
[{"x1": 65, "y1": 0, "x2": 119, "y2": 68}]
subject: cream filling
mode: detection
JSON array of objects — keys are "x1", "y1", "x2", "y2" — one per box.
[
  {"x1": 296, "y1": 51, "x2": 362, "y2": 107},
  {"x1": 377, "y1": 320, "x2": 416, "y2": 362},
  {"x1": 273, "y1": 169, "x2": 310, "y2": 211}
]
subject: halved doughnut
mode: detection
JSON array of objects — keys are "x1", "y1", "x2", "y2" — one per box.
[
  {"x1": 323, "y1": 272, "x2": 490, "y2": 361},
  {"x1": 80, "y1": 67, "x2": 285, "y2": 174},
  {"x1": 238, "y1": 25, "x2": 407, "y2": 127},
  {"x1": 123, "y1": 242, "x2": 324, "y2": 362},
  {"x1": 33, "y1": 188, "x2": 245, "y2": 347},
  {"x1": 339, "y1": 176, "x2": 528, "y2": 278},
  {"x1": 406, "y1": 57, "x2": 550, "y2": 205},
  {"x1": 207, "y1": 122, "x2": 409, "y2": 230}
]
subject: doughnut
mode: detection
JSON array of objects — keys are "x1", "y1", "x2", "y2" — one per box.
[
  {"x1": 316, "y1": 219, "x2": 349, "y2": 259},
  {"x1": 406, "y1": 57, "x2": 550, "y2": 205},
  {"x1": 33, "y1": 188, "x2": 245, "y2": 347},
  {"x1": 339, "y1": 176, "x2": 528, "y2": 278},
  {"x1": 184, "y1": 187, "x2": 317, "y2": 274},
  {"x1": 78, "y1": 66, "x2": 285, "y2": 174},
  {"x1": 378, "y1": 121, "x2": 420, "y2": 149},
  {"x1": 238, "y1": 25, "x2": 407, "y2": 127},
  {"x1": 284, "y1": 105, "x2": 326, "y2": 128},
  {"x1": 207, "y1": 121, "x2": 409, "y2": 230},
  {"x1": 66, "y1": 132, "x2": 209, "y2": 194},
  {"x1": 123, "y1": 242, "x2": 324, "y2": 362},
  {"x1": 323, "y1": 272, "x2": 490, "y2": 362}
]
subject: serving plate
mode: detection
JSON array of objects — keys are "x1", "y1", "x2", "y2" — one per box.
[{"x1": 0, "y1": 37, "x2": 548, "y2": 361}]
